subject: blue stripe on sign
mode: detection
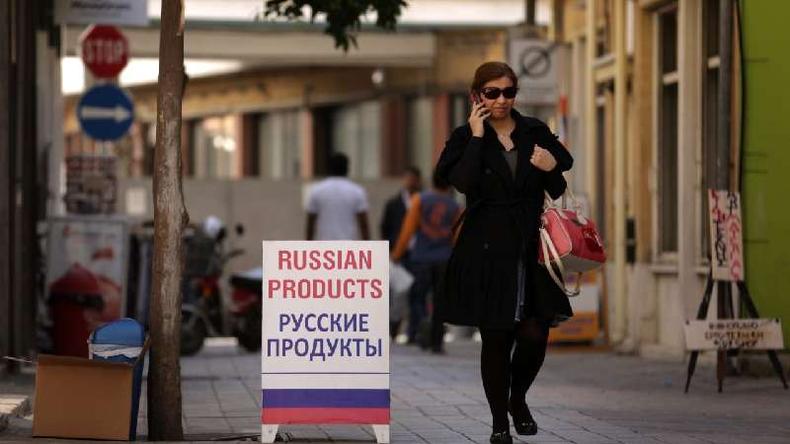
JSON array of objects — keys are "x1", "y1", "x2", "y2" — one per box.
[{"x1": 261, "y1": 389, "x2": 390, "y2": 408}]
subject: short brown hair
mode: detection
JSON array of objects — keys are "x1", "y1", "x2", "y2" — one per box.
[{"x1": 470, "y1": 61, "x2": 518, "y2": 93}]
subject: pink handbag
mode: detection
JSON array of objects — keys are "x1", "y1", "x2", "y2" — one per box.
[{"x1": 537, "y1": 193, "x2": 606, "y2": 296}]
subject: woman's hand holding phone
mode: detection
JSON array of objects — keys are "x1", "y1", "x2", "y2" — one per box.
[{"x1": 468, "y1": 96, "x2": 490, "y2": 138}]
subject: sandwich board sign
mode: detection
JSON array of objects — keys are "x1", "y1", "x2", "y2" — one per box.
[
  {"x1": 683, "y1": 189, "x2": 787, "y2": 392},
  {"x1": 261, "y1": 241, "x2": 390, "y2": 443}
]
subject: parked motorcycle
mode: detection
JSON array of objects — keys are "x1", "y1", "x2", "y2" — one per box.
[
  {"x1": 229, "y1": 267, "x2": 263, "y2": 352},
  {"x1": 179, "y1": 217, "x2": 246, "y2": 356}
]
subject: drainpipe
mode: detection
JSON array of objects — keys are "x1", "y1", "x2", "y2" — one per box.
[{"x1": 718, "y1": 0, "x2": 732, "y2": 191}]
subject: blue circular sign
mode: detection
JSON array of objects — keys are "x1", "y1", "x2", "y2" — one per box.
[{"x1": 77, "y1": 84, "x2": 134, "y2": 141}]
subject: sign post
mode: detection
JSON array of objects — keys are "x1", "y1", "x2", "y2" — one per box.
[
  {"x1": 683, "y1": 190, "x2": 787, "y2": 393},
  {"x1": 261, "y1": 241, "x2": 390, "y2": 443}
]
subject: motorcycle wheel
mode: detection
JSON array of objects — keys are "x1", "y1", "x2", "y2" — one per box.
[
  {"x1": 237, "y1": 304, "x2": 261, "y2": 352},
  {"x1": 181, "y1": 310, "x2": 207, "y2": 356}
]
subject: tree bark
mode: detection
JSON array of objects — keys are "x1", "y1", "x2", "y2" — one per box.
[{"x1": 147, "y1": 0, "x2": 188, "y2": 440}]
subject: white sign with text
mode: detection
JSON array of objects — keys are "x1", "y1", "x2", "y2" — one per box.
[
  {"x1": 260, "y1": 241, "x2": 390, "y2": 443},
  {"x1": 55, "y1": 0, "x2": 148, "y2": 26},
  {"x1": 708, "y1": 190, "x2": 744, "y2": 282},
  {"x1": 685, "y1": 319, "x2": 784, "y2": 351}
]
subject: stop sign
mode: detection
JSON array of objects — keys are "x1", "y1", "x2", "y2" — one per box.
[{"x1": 80, "y1": 25, "x2": 129, "y2": 78}]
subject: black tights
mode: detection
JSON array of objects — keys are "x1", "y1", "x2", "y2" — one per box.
[{"x1": 480, "y1": 318, "x2": 549, "y2": 432}]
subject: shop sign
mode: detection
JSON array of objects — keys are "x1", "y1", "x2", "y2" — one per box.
[
  {"x1": 260, "y1": 241, "x2": 391, "y2": 443},
  {"x1": 55, "y1": 0, "x2": 148, "y2": 26},
  {"x1": 685, "y1": 319, "x2": 784, "y2": 350}
]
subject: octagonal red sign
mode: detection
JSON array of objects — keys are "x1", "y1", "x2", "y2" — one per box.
[{"x1": 80, "y1": 25, "x2": 129, "y2": 78}]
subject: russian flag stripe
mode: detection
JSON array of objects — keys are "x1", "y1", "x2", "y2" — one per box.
[
  {"x1": 261, "y1": 407, "x2": 390, "y2": 424},
  {"x1": 261, "y1": 389, "x2": 389, "y2": 408}
]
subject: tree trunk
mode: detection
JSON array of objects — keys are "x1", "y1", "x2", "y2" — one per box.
[{"x1": 147, "y1": 0, "x2": 188, "y2": 440}]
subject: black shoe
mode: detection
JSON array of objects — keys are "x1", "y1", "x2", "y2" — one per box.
[
  {"x1": 509, "y1": 403, "x2": 538, "y2": 436},
  {"x1": 489, "y1": 431, "x2": 513, "y2": 444}
]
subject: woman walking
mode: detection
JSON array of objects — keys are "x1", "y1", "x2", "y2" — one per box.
[{"x1": 435, "y1": 61, "x2": 574, "y2": 444}]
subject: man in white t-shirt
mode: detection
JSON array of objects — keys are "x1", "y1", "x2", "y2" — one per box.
[{"x1": 305, "y1": 153, "x2": 370, "y2": 240}]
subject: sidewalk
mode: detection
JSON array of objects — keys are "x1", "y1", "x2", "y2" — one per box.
[
  {"x1": 0, "y1": 371, "x2": 33, "y2": 435},
  {"x1": 141, "y1": 338, "x2": 790, "y2": 443},
  {"x1": 3, "y1": 338, "x2": 790, "y2": 443},
  {"x1": 171, "y1": 339, "x2": 790, "y2": 443}
]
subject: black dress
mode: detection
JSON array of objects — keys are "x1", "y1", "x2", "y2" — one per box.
[{"x1": 435, "y1": 110, "x2": 574, "y2": 330}]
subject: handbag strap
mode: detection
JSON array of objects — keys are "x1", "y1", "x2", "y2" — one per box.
[
  {"x1": 544, "y1": 172, "x2": 583, "y2": 213},
  {"x1": 539, "y1": 226, "x2": 581, "y2": 297}
]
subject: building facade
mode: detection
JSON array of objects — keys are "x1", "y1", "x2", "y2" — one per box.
[
  {"x1": 1, "y1": 0, "x2": 61, "y2": 371},
  {"x1": 554, "y1": 0, "x2": 789, "y2": 355}
]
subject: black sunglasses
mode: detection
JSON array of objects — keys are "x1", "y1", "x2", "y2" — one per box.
[{"x1": 480, "y1": 86, "x2": 518, "y2": 100}]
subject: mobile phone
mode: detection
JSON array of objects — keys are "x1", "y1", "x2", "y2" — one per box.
[{"x1": 469, "y1": 92, "x2": 481, "y2": 105}]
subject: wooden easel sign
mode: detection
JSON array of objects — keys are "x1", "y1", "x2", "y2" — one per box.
[
  {"x1": 684, "y1": 190, "x2": 788, "y2": 392},
  {"x1": 260, "y1": 241, "x2": 391, "y2": 443}
]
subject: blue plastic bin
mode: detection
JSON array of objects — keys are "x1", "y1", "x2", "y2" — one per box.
[{"x1": 89, "y1": 318, "x2": 146, "y2": 440}]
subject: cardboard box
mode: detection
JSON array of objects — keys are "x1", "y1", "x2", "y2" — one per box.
[{"x1": 32, "y1": 353, "x2": 141, "y2": 441}]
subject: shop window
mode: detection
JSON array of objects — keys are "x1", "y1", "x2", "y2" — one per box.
[
  {"x1": 450, "y1": 94, "x2": 470, "y2": 131},
  {"x1": 193, "y1": 115, "x2": 241, "y2": 179},
  {"x1": 407, "y1": 96, "x2": 434, "y2": 181},
  {"x1": 656, "y1": 6, "x2": 679, "y2": 256},
  {"x1": 332, "y1": 101, "x2": 382, "y2": 179},
  {"x1": 258, "y1": 109, "x2": 303, "y2": 180}
]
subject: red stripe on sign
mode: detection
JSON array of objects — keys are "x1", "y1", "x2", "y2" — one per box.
[{"x1": 261, "y1": 407, "x2": 390, "y2": 424}]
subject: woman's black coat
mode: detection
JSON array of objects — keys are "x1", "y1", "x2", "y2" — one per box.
[{"x1": 435, "y1": 110, "x2": 574, "y2": 329}]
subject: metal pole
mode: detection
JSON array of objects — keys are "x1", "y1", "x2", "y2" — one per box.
[
  {"x1": 718, "y1": 0, "x2": 733, "y2": 191},
  {"x1": 525, "y1": 0, "x2": 536, "y2": 26},
  {"x1": 0, "y1": 0, "x2": 13, "y2": 373},
  {"x1": 716, "y1": 0, "x2": 734, "y2": 384},
  {"x1": 16, "y1": 0, "x2": 38, "y2": 364}
]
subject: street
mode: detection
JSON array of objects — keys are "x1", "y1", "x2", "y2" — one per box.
[{"x1": 6, "y1": 337, "x2": 788, "y2": 443}]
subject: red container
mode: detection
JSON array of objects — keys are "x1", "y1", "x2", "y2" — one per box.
[{"x1": 49, "y1": 263, "x2": 105, "y2": 357}]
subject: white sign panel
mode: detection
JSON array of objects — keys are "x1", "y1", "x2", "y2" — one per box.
[
  {"x1": 708, "y1": 190, "x2": 744, "y2": 282},
  {"x1": 509, "y1": 39, "x2": 558, "y2": 105},
  {"x1": 684, "y1": 319, "x2": 784, "y2": 351},
  {"x1": 55, "y1": 0, "x2": 149, "y2": 26},
  {"x1": 47, "y1": 216, "x2": 129, "y2": 324},
  {"x1": 260, "y1": 241, "x2": 390, "y2": 442}
]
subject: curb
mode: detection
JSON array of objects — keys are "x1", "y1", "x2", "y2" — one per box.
[{"x1": 0, "y1": 395, "x2": 32, "y2": 433}]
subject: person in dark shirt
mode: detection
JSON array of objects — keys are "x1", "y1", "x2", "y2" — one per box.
[
  {"x1": 391, "y1": 171, "x2": 462, "y2": 352},
  {"x1": 380, "y1": 166, "x2": 422, "y2": 340}
]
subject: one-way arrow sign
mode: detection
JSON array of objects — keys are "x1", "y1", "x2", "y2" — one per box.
[
  {"x1": 77, "y1": 84, "x2": 134, "y2": 141},
  {"x1": 80, "y1": 105, "x2": 133, "y2": 122}
]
